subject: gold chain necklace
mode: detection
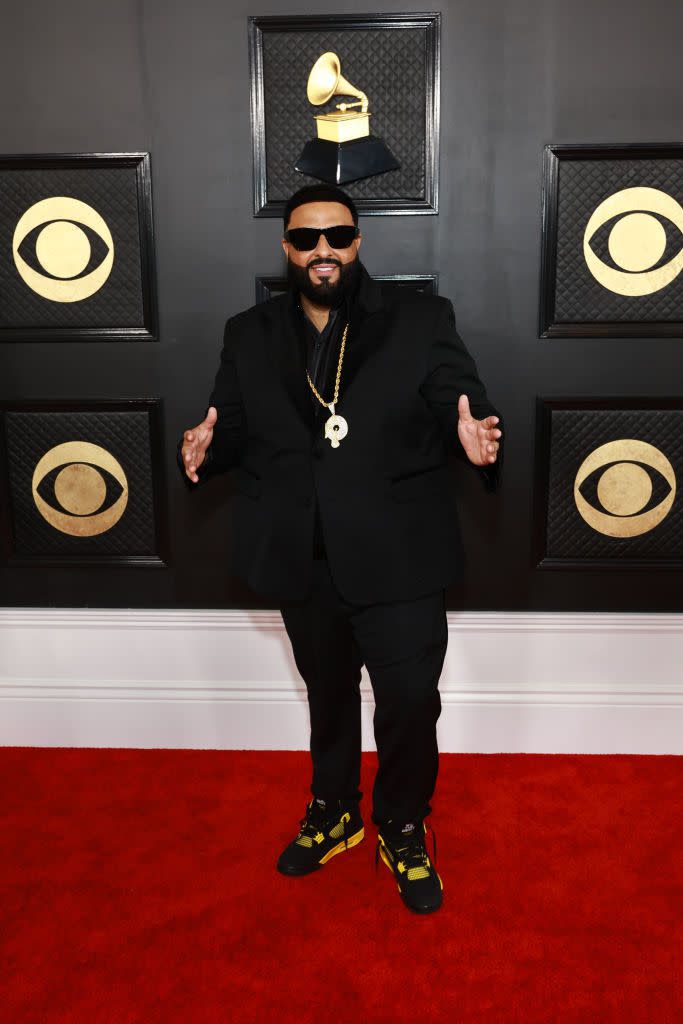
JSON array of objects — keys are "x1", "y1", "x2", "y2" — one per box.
[{"x1": 305, "y1": 321, "x2": 349, "y2": 448}]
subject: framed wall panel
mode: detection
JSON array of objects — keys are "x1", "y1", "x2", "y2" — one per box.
[
  {"x1": 0, "y1": 400, "x2": 167, "y2": 567},
  {"x1": 254, "y1": 272, "x2": 438, "y2": 303},
  {"x1": 248, "y1": 13, "x2": 440, "y2": 217},
  {"x1": 0, "y1": 153, "x2": 158, "y2": 341},
  {"x1": 534, "y1": 397, "x2": 683, "y2": 570},
  {"x1": 540, "y1": 144, "x2": 683, "y2": 338}
]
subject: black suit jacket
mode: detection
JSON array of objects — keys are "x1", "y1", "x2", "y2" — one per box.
[{"x1": 177, "y1": 263, "x2": 504, "y2": 604}]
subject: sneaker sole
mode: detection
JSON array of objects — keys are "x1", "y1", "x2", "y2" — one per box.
[
  {"x1": 378, "y1": 843, "x2": 444, "y2": 913},
  {"x1": 319, "y1": 826, "x2": 365, "y2": 864},
  {"x1": 277, "y1": 826, "x2": 365, "y2": 876}
]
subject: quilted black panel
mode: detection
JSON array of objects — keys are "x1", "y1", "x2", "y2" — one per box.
[
  {"x1": 544, "y1": 407, "x2": 683, "y2": 562},
  {"x1": 554, "y1": 158, "x2": 683, "y2": 323},
  {"x1": 0, "y1": 166, "x2": 144, "y2": 329},
  {"x1": 262, "y1": 28, "x2": 426, "y2": 200},
  {"x1": 4, "y1": 409, "x2": 157, "y2": 558}
]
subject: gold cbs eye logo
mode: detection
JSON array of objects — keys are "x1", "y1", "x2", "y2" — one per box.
[
  {"x1": 574, "y1": 439, "x2": 676, "y2": 538},
  {"x1": 583, "y1": 186, "x2": 683, "y2": 296},
  {"x1": 13, "y1": 196, "x2": 115, "y2": 302},
  {"x1": 32, "y1": 442, "x2": 128, "y2": 537}
]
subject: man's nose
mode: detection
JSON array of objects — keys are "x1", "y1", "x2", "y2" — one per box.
[{"x1": 311, "y1": 233, "x2": 336, "y2": 260}]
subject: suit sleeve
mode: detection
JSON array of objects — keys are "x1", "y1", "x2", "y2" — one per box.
[
  {"x1": 176, "y1": 316, "x2": 248, "y2": 488},
  {"x1": 419, "y1": 298, "x2": 504, "y2": 494}
]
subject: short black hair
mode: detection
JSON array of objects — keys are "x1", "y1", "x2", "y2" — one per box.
[{"x1": 283, "y1": 183, "x2": 359, "y2": 230}]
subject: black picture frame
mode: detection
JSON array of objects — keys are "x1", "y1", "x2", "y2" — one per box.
[
  {"x1": 0, "y1": 399, "x2": 168, "y2": 568},
  {"x1": 254, "y1": 272, "x2": 438, "y2": 303},
  {"x1": 539, "y1": 143, "x2": 683, "y2": 338},
  {"x1": 248, "y1": 13, "x2": 440, "y2": 217},
  {"x1": 0, "y1": 153, "x2": 158, "y2": 342},
  {"x1": 534, "y1": 396, "x2": 683, "y2": 570}
]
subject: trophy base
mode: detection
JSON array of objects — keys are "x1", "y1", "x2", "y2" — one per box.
[{"x1": 295, "y1": 135, "x2": 400, "y2": 185}]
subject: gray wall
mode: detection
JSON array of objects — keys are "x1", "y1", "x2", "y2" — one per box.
[{"x1": 1, "y1": 0, "x2": 682, "y2": 610}]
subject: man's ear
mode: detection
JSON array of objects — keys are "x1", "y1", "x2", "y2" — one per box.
[
  {"x1": 356, "y1": 234, "x2": 362, "y2": 251},
  {"x1": 281, "y1": 239, "x2": 288, "y2": 258}
]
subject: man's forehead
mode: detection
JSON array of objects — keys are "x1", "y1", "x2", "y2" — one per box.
[{"x1": 288, "y1": 200, "x2": 354, "y2": 227}]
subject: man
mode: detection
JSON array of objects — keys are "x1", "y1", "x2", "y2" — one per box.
[{"x1": 178, "y1": 183, "x2": 503, "y2": 914}]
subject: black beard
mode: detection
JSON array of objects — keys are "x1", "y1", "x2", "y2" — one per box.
[{"x1": 287, "y1": 253, "x2": 360, "y2": 308}]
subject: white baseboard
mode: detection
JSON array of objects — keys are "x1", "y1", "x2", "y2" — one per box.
[{"x1": 1, "y1": 609, "x2": 682, "y2": 754}]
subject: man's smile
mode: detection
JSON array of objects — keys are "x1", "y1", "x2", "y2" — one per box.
[{"x1": 309, "y1": 262, "x2": 340, "y2": 278}]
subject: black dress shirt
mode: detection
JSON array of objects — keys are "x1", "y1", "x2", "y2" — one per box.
[
  {"x1": 293, "y1": 299, "x2": 348, "y2": 413},
  {"x1": 290, "y1": 294, "x2": 353, "y2": 559}
]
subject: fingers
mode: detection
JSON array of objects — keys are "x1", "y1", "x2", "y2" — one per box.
[
  {"x1": 182, "y1": 436, "x2": 198, "y2": 480},
  {"x1": 181, "y1": 406, "x2": 218, "y2": 483},
  {"x1": 182, "y1": 418, "x2": 211, "y2": 482},
  {"x1": 183, "y1": 446, "x2": 204, "y2": 481},
  {"x1": 183, "y1": 423, "x2": 206, "y2": 444},
  {"x1": 474, "y1": 450, "x2": 498, "y2": 466},
  {"x1": 184, "y1": 405, "x2": 217, "y2": 445},
  {"x1": 182, "y1": 443, "x2": 199, "y2": 478},
  {"x1": 478, "y1": 426, "x2": 502, "y2": 447},
  {"x1": 483, "y1": 441, "x2": 499, "y2": 463},
  {"x1": 458, "y1": 394, "x2": 472, "y2": 420},
  {"x1": 460, "y1": 399, "x2": 504, "y2": 439},
  {"x1": 482, "y1": 427, "x2": 501, "y2": 461}
]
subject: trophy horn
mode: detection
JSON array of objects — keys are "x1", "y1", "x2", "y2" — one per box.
[{"x1": 306, "y1": 51, "x2": 368, "y2": 113}]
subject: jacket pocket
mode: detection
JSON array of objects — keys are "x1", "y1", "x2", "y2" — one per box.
[
  {"x1": 389, "y1": 465, "x2": 449, "y2": 502},
  {"x1": 233, "y1": 467, "x2": 261, "y2": 498}
]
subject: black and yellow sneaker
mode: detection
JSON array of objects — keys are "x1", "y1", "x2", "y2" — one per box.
[
  {"x1": 277, "y1": 797, "x2": 365, "y2": 876},
  {"x1": 375, "y1": 819, "x2": 443, "y2": 913}
]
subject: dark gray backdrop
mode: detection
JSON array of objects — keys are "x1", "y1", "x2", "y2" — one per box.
[{"x1": 1, "y1": 0, "x2": 682, "y2": 611}]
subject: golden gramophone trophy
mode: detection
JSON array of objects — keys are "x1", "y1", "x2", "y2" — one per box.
[{"x1": 295, "y1": 52, "x2": 400, "y2": 185}]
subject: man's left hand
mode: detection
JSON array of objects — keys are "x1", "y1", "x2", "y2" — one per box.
[{"x1": 457, "y1": 394, "x2": 502, "y2": 466}]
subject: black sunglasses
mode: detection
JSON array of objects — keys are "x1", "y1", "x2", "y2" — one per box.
[{"x1": 284, "y1": 225, "x2": 359, "y2": 251}]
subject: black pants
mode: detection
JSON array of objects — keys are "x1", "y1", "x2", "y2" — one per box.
[{"x1": 279, "y1": 556, "x2": 448, "y2": 827}]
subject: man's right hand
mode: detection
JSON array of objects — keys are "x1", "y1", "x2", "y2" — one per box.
[{"x1": 182, "y1": 406, "x2": 217, "y2": 483}]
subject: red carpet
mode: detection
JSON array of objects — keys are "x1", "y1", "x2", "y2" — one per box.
[{"x1": 1, "y1": 749, "x2": 681, "y2": 1023}]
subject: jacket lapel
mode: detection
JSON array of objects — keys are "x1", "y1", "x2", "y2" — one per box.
[
  {"x1": 342, "y1": 284, "x2": 389, "y2": 399},
  {"x1": 341, "y1": 272, "x2": 387, "y2": 401},
  {"x1": 266, "y1": 296, "x2": 317, "y2": 428}
]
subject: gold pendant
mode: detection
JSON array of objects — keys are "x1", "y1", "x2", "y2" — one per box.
[{"x1": 324, "y1": 403, "x2": 348, "y2": 448}]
